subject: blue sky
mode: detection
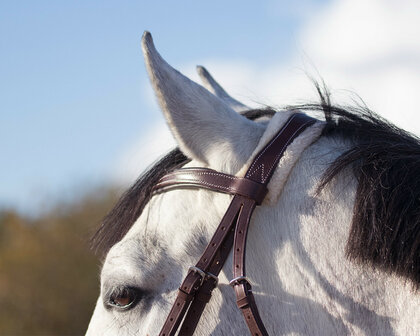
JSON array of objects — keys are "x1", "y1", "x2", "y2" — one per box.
[{"x1": 2, "y1": 0, "x2": 419, "y2": 215}]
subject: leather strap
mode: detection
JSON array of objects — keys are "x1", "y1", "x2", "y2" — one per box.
[
  {"x1": 155, "y1": 113, "x2": 316, "y2": 335},
  {"x1": 231, "y1": 113, "x2": 316, "y2": 335},
  {"x1": 154, "y1": 168, "x2": 268, "y2": 205},
  {"x1": 159, "y1": 197, "x2": 243, "y2": 336}
]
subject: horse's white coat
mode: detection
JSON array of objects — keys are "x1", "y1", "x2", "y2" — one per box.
[{"x1": 86, "y1": 33, "x2": 419, "y2": 336}]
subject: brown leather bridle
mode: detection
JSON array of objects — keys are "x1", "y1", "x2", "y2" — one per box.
[{"x1": 152, "y1": 113, "x2": 316, "y2": 336}]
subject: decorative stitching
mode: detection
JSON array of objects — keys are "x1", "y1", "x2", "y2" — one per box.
[
  {"x1": 261, "y1": 164, "x2": 265, "y2": 182},
  {"x1": 263, "y1": 120, "x2": 313, "y2": 183},
  {"x1": 162, "y1": 170, "x2": 237, "y2": 181},
  {"x1": 246, "y1": 115, "x2": 296, "y2": 178},
  {"x1": 164, "y1": 179, "x2": 236, "y2": 193},
  {"x1": 246, "y1": 116, "x2": 314, "y2": 183},
  {"x1": 246, "y1": 163, "x2": 263, "y2": 178},
  {"x1": 155, "y1": 172, "x2": 263, "y2": 197},
  {"x1": 261, "y1": 120, "x2": 314, "y2": 183}
]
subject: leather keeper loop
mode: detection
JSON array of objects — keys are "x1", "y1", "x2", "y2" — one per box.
[
  {"x1": 178, "y1": 288, "x2": 195, "y2": 302},
  {"x1": 236, "y1": 296, "x2": 250, "y2": 309}
]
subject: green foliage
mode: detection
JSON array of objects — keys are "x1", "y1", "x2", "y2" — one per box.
[{"x1": 0, "y1": 189, "x2": 117, "y2": 336}]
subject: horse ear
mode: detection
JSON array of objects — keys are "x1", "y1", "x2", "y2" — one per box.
[
  {"x1": 196, "y1": 65, "x2": 250, "y2": 113},
  {"x1": 141, "y1": 32, "x2": 264, "y2": 173}
]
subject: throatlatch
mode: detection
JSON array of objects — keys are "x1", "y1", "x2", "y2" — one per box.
[{"x1": 153, "y1": 113, "x2": 316, "y2": 336}]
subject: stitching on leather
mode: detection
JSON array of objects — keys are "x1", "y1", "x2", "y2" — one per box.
[
  {"x1": 246, "y1": 116, "x2": 314, "y2": 183},
  {"x1": 189, "y1": 171, "x2": 236, "y2": 180},
  {"x1": 166, "y1": 170, "x2": 237, "y2": 181},
  {"x1": 246, "y1": 115, "x2": 296, "y2": 178},
  {"x1": 261, "y1": 120, "x2": 314, "y2": 183},
  {"x1": 171, "y1": 179, "x2": 237, "y2": 193},
  {"x1": 247, "y1": 163, "x2": 265, "y2": 181}
]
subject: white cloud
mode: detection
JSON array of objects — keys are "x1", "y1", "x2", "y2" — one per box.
[
  {"x1": 297, "y1": 0, "x2": 420, "y2": 132},
  {"x1": 113, "y1": 0, "x2": 420, "y2": 185},
  {"x1": 300, "y1": 0, "x2": 420, "y2": 67}
]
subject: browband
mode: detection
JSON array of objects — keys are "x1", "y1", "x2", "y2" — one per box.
[
  {"x1": 154, "y1": 168, "x2": 268, "y2": 204},
  {"x1": 153, "y1": 113, "x2": 316, "y2": 336}
]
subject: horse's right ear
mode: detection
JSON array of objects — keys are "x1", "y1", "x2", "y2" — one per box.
[
  {"x1": 141, "y1": 32, "x2": 264, "y2": 173},
  {"x1": 196, "y1": 66, "x2": 250, "y2": 113}
]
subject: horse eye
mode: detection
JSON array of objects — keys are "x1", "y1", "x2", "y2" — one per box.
[{"x1": 107, "y1": 286, "x2": 139, "y2": 310}]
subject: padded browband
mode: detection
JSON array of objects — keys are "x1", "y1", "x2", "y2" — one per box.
[
  {"x1": 154, "y1": 113, "x2": 316, "y2": 336},
  {"x1": 154, "y1": 168, "x2": 268, "y2": 204}
]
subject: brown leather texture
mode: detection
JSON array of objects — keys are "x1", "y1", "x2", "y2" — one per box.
[
  {"x1": 159, "y1": 197, "x2": 243, "y2": 336},
  {"x1": 154, "y1": 168, "x2": 268, "y2": 204},
  {"x1": 156, "y1": 113, "x2": 317, "y2": 336}
]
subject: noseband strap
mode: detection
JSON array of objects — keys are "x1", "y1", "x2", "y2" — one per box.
[{"x1": 155, "y1": 113, "x2": 316, "y2": 336}]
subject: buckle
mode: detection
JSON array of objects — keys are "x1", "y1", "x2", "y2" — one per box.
[
  {"x1": 188, "y1": 266, "x2": 219, "y2": 287},
  {"x1": 229, "y1": 276, "x2": 251, "y2": 287}
]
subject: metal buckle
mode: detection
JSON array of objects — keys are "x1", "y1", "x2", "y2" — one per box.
[
  {"x1": 229, "y1": 276, "x2": 251, "y2": 287},
  {"x1": 188, "y1": 266, "x2": 219, "y2": 287}
]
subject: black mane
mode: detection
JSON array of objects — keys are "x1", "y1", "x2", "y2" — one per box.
[{"x1": 92, "y1": 93, "x2": 420, "y2": 287}]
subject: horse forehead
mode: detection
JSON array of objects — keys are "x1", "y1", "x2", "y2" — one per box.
[
  {"x1": 101, "y1": 236, "x2": 174, "y2": 289},
  {"x1": 106, "y1": 187, "x2": 232, "y2": 263}
]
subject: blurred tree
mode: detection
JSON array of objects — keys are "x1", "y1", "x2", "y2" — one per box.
[{"x1": 0, "y1": 188, "x2": 117, "y2": 336}]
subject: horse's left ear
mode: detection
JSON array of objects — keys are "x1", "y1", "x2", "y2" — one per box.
[{"x1": 141, "y1": 32, "x2": 264, "y2": 173}]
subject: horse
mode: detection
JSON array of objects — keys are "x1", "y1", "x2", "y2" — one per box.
[{"x1": 86, "y1": 32, "x2": 419, "y2": 335}]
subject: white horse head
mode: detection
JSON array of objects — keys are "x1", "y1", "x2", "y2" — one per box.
[{"x1": 86, "y1": 32, "x2": 420, "y2": 335}]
